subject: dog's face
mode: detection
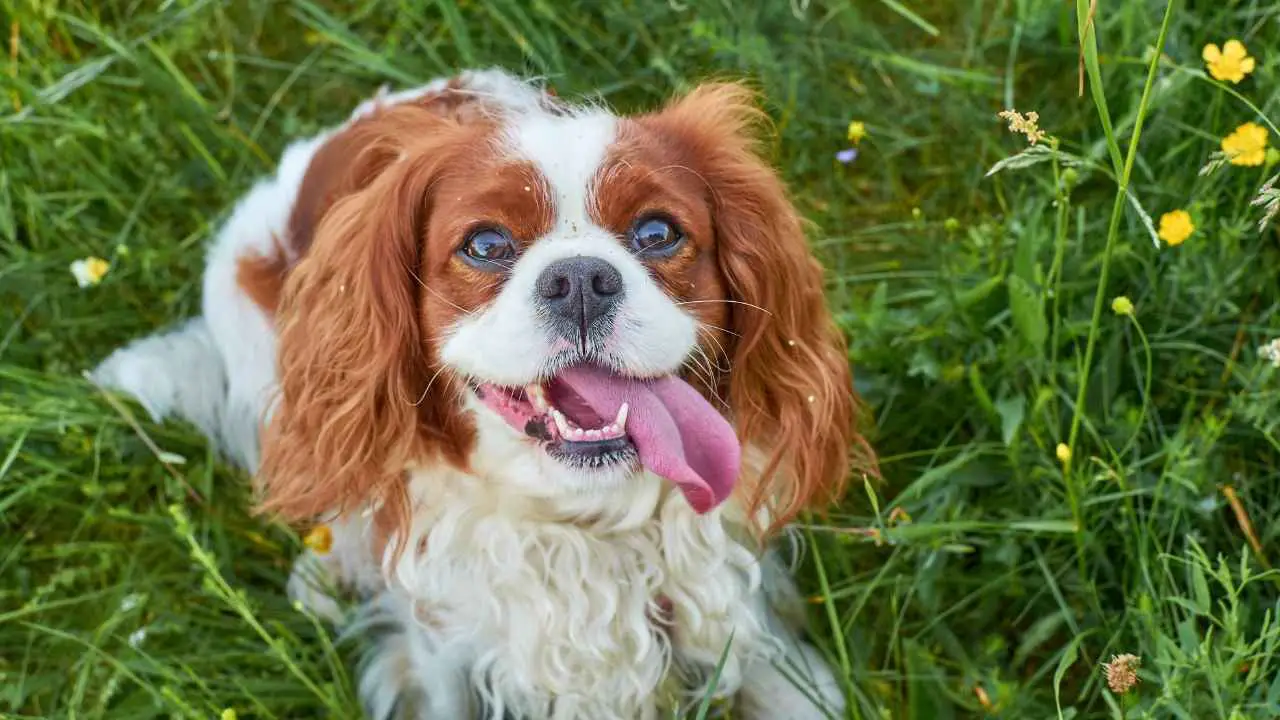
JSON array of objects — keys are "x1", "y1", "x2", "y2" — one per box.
[
  {"x1": 255, "y1": 83, "x2": 867, "y2": 538},
  {"x1": 436, "y1": 108, "x2": 744, "y2": 509}
]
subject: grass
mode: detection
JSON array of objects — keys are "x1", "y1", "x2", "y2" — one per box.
[{"x1": 3, "y1": 0, "x2": 1280, "y2": 717}]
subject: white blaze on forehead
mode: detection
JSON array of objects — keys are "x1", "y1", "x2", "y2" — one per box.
[
  {"x1": 440, "y1": 105, "x2": 697, "y2": 387},
  {"x1": 503, "y1": 109, "x2": 617, "y2": 229}
]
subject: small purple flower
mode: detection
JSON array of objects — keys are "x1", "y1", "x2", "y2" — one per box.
[{"x1": 835, "y1": 148, "x2": 859, "y2": 164}]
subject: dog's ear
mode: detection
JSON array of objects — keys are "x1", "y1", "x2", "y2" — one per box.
[
  {"x1": 645, "y1": 83, "x2": 877, "y2": 533},
  {"x1": 255, "y1": 107, "x2": 477, "y2": 537}
]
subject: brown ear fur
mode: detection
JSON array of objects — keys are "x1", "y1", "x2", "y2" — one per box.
[
  {"x1": 645, "y1": 83, "x2": 877, "y2": 534},
  {"x1": 255, "y1": 107, "x2": 479, "y2": 539}
]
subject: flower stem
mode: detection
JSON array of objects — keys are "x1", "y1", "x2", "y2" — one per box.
[{"x1": 1066, "y1": 1, "x2": 1177, "y2": 582}]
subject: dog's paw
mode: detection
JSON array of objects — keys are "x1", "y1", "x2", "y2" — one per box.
[
  {"x1": 91, "y1": 342, "x2": 181, "y2": 422},
  {"x1": 89, "y1": 318, "x2": 226, "y2": 437}
]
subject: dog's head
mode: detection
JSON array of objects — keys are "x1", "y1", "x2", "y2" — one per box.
[{"x1": 252, "y1": 81, "x2": 872, "y2": 539}]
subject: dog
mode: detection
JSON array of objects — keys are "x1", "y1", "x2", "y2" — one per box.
[{"x1": 93, "y1": 68, "x2": 873, "y2": 719}]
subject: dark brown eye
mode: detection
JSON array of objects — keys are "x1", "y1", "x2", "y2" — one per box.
[
  {"x1": 460, "y1": 227, "x2": 516, "y2": 270},
  {"x1": 628, "y1": 215, "x2": 685, "y2": 258}
]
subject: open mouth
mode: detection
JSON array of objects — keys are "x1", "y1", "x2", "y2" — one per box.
[
  {"x1": 475, "y1": 381, "x2": 637, "y2": 468},
  {"x1": 471, "y1": 364, "x2": 742, "y2": 514}
]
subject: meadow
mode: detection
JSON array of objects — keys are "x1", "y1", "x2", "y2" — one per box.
[{"x1": 3, "y1": 0, "x2": 1280, "y2": 717}]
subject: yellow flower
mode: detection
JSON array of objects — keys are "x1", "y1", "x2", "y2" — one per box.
[
  {"x1": 1202, "y1": 40, "x2": 1255, "y2": 84},
  {"x1": 1222, "y1": 122, "x2": 1269, "y2": 167},
  {"x1": 973, "y1": 684, "x2": 993, "y2": 710},
  {"x1": 1055, "y1": 443, "x2": 1071, "y2": 465},
  {"x1": 887, "y1": 507, "x2": 912, "y2": 525},
  {"x1": 1111, "y1": 296, "x2": 1134, "y2": 316},
  {"x1": 846, "y1": 120, "x2": 867, "y2": 145},
  {"x1": 220, "y1": 710, "x2": 238, "y2": 720},
  {"x1": 303, "y1": 525, "x2": 333, "y2": 555},
  {"x1": 1157, "y1": 209, "x2": 1195, "y2": 246},
  {"x1": 70, "y1": 256, "x2": 110, "y2": 287}
]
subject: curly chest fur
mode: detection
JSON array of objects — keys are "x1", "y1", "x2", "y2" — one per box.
[{"x1": 385, "y1": 472, "x2": 771, "y2": 718}]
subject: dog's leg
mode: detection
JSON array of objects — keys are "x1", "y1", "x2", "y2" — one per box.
[
  {"x1": 736, "y1": 642, "x2": 845, "y2": 720},
  {"x1": 661, "y1": 514, "x2": 845, "y2": 720},
  {"x1": 734, "y1": 547, "x2": 846, "y2": 720},
  {"x1": 347, "y1": 592, "x2": 473, "y2": 720},
  {"x1": 91, "y1": 317, "x2": 230, "y2": 454}
]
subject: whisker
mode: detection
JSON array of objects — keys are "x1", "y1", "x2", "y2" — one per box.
[
  {"x1": 684, "y1": 344, "x2": 730, "y2": 410},
  {"x1": 697, "y1": 328, "x2": 734, "y2": 374},
  {"x1": 676, "y1": 299, "x2": 773, "y2": 316},
  {"x1": 412, "y1": 364, "x2": 450, "y2": 406},
  {"x1": 684, "y1": 352, "x2": 713, "y2": 391},
  {"x1": 409, "y1": 267, "x2": 474, "y2": 315},
  {"x1": 695, "y1": 320, "x2": 741, "y2": 339}
]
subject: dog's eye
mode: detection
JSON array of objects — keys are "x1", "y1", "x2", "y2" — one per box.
[
  {"x1": 460, "y1": 227, "x2": 516, "y2": 269},
  {"x1": 628, "y1": 215, "x2": 685, "y2": 258}
]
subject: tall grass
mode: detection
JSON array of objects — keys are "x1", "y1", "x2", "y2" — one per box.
[{"x1": 2, "y1": 0, "x2": 1279, "y2": 717}]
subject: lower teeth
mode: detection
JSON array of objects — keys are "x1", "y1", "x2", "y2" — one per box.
[{"x1": 517, "y1": 388, "x2": 630, "y2": 443}]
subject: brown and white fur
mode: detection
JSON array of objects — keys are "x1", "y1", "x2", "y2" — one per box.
[{"x1": 93, "y1": 68, "x2": 873, "y2": 719}]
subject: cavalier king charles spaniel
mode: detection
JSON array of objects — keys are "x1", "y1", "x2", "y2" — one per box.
[{"x1": 94, "y1": 68, "x2": 873, "y2": 719}]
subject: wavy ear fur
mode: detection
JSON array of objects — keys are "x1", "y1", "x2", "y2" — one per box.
[
  {"x1": 647, "y1": 83, "x2": 877, "y2": 534},
  {"x1": 255, "y1": 107, "x2": 477, "y2": 535}
]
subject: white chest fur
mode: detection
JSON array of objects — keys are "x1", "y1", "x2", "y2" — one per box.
[{"x1": 381, "y1": 466, "x2": 773, "y2": 719}]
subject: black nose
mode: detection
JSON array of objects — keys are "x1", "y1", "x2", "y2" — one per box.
[{"x1": 535, "y1": 256, "x2": 624, "y2": 343}]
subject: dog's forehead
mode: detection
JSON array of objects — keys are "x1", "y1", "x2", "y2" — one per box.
[{"x1": 502, "y1": 110, "x2": 618, "y2": 229}]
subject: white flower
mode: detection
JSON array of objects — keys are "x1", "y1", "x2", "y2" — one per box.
[
  {"x1": 1260, "y1": 338, "x2": 1280, "y2": 368},
  {"x1": 119, "y1": 593, "x2": 142, "y2": 613},
  {"x1": 1195, "y1": 495, "x2": 1220, "y2": 514},
  {"x1": 69, "y1": 256, "x2": 110, "y2": 287},
  {"x1": 127, "y1": 627, "x2": 147, "y2": 648}
]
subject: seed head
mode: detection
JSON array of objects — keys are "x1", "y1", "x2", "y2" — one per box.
[
  {"x1": 1104, "y1": 653, "x2": 1141, "y2": 695},
  {"x1": 997, "y1": 109, "x2": 1047, "y2": 145}
]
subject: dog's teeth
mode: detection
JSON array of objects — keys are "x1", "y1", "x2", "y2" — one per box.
[
  {"x1": 551, "y1": 410, "x2": 574, "y2": 438},
  {"x1": 614, "y1": 403, "x2": 629, "y2": 430},
  {"x1": 585, "y1": 429, "x2": 601, "y2": 440},
  {"x1": 526, "y1": 384, "x2": 549, "y2": 412},
  {"x1": 601, "y1": 424, "x2": 617, "y2": 437}
]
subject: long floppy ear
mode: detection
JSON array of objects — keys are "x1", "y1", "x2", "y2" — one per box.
[
  {"x1": 255, "y1": 108, "x2": 475, "y2": 532},
  {"x1": 649, "y1": 83, "x2": 877, "y2": 533}
]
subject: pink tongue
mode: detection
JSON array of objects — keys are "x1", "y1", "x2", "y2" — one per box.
[{"x1": 553, "y1": 365, "x2": 740, "y2": 513}]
